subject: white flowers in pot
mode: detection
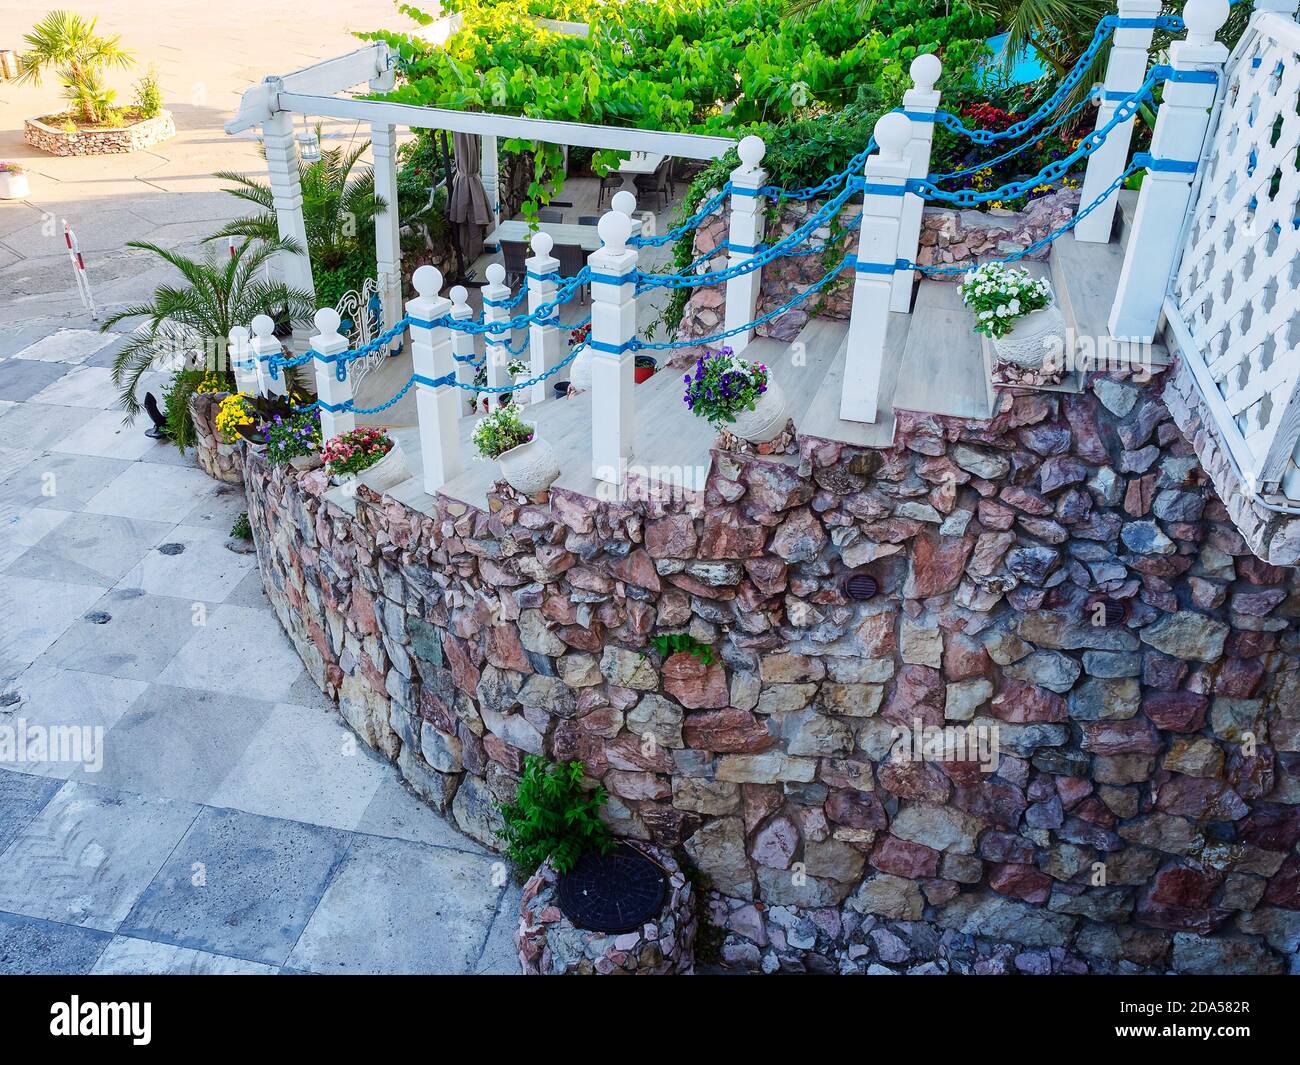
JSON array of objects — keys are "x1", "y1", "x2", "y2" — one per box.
[
  {"x1": 508, "y1": 358, "x2": 531, "y2": 406},
  {"x1": 472, "y1": 403, "x2": 560, "y2": 496},
  {"x1": 959, "y1": 262, "x2": 1066, "y2": 386}
]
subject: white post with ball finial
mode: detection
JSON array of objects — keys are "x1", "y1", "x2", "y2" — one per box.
[
  {"x1": 588, "y1": 211, "x2": 638, "y2": 486},
  {"x1": 407, "y1": 265, "x2": 462, "y2": 492},
  {"x1": 892, "y1": 53, "x2": 942, "y2": 312},
  {"x1": 449, "y1": 285, "x2": 479, "y2": 408},
  {"x1": 1074, "y1": 0, "x2": 1162, "y2": 243},
  {"x1": 525, "y1": 231, "x2": 563, "y2": 405},
  {"x1": 481, "y1": 263, "x2": 513, "y2": 412},
  {"x1": 841, "y1": 113, "x2": 912, "y2": 424},
  {"x1": 723, "y1": 136, "x2": 768, "y2": 354},
  {"x1": 310, "y1": 308, "x2": 354, "y2": 440},
  {"x1": 1108, "y1": 0, "x2": 1230, "y2": 340},
  {"x1": 229, "y1": 326, "x2": 259, "y2": 396},
  {"x1": 250, "y1": 314, "x2": 286, "y2": 399}
]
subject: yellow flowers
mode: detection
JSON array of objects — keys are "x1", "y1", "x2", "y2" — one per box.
[
  {"x1": 195, "y1": 372, "x2": 227, "y2": 395},
  {"x1": 216, "y1": 393, "x2": 257, "y2": 443}
]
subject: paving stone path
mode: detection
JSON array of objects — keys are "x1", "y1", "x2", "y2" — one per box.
[{"x1": 0, "y1": 328, "x2": 521, "y2": 975}]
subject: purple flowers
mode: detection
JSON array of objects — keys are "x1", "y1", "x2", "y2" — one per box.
[{"x1": 681, "y1": 345, "x2": 770, "y2": 429}]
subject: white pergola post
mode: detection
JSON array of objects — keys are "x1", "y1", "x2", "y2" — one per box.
[
  {"x1": 840, "y1": 114, "x2": 911, "y2": 424},
  {"x1": 525, "y1": 232, "x2": 563, "y2": 405},
  {"x1": 368, "y1": 53, "x2": 403, "y2": 340},
  {"x1": 1109, "y1": 0, "x2": 1229, "y2": 341},
  {"x1": 229, "y1": 326, "x2": 259, "y2": 396},
  {"x1": 261, "y1": 111, "x2": 316, "y2": 348},
  {"x1": 481, "y1": 134, "x2": 501, "y2": 237},
  {"x1": 407, "y1": 265, "x2": 462, "y2": 490},
  {"x1": 892, "y1": 54, "x2": 942, "y2": 313},
  {"x1": 449, "y1": 285, "x2": 479, "y2": 414},
  {"x1": 481, "y1": 263, "x2": 513, "y2": 411},
  {"x1": 1074, "y1": 0, "x2": 1162, "y2": 244},
  {"x1": 250, "y1": 314, "x2": 287, "y2": 398},
  {"x1": 723, "y1": 136, "x2": 767, "y2": 354},
  {"x1": 310, "y1": 308, "x2": 355, "y2": 440},
  {"x1": 588, "y1": 212, "x2": 637, "y2": 485}
]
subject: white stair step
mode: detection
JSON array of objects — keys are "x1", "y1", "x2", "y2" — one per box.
[
  {"x1": 1116, "y1": 189, "x2": 1139, "y2": 251},
  {"x1": 798, "y1": 316, "x2": 907, "y2": 449},
  {"x1": 894, "y1": 279, "x2": 995, "y2": 420}
]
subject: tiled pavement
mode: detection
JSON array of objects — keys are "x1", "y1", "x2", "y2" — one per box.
[{"x1": 0, "y1": 330, "x2": 522, "y2": 975}]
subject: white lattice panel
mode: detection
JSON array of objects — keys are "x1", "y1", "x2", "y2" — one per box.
[{"x1": 1173, "y1": 18, "x2": 1300, "y2": 487}]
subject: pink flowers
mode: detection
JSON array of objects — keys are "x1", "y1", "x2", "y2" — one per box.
[{"x1": 321, "y1": 426, "x2": 393, "y2": 477}]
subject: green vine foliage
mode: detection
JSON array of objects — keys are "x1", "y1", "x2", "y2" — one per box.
[
  {"x1": 651, "y1": 632, "x2": 715, "y2": 666},
  {"x1": 498, "y1": 756, "x2": 614, "y2": 874},
  {"x1": 360, "y1": 0, "x2": 997, "y2": 220}
]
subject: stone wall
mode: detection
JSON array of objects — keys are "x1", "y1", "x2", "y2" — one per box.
[
  {"x1": 24, "y1": 111, "x2": 176, "y2": 156},
  {"x1": 678, "y1": 189, "x2": 1082, "y2": 345},
  {"x1": 242, "y1": 359, "x2": 1300, "y2": 975},
  {"x1": 188, "y1": 392, "x2": 244, "y2": 485}
]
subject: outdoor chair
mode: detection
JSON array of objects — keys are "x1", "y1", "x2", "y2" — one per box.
[
  {"x1": 578, "y1": 215, "x2": 600, "y2": 226},
  {"x1": 634, "y1": 161, "x2": 671, "y2": 211},
  {"x1": 539, "y1": 209, "x2": 564, "y2": 223},
  {"x1": 500, "y1": 239, "x2": 530, "y2": 290},
  {"x1": 596, "y1": 173, "x2": 624, "y2": 210},
  {"x1": 554, "y1": 242, "x2": 589, "y2": 304}
]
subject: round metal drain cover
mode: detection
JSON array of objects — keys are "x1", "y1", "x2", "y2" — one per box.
[{"x1": 557, "y1": 843, "x2": 667, "y2": 934}]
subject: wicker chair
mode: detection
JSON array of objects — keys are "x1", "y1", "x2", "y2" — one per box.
[
  {"x1": 500, "y1": 239, "x2": 529, "y2": 290},
  {"x1": 554, "y1": 242, "x2": 589, "y2": 304},
  {"x1": 539, "y1": 208, "x2": 564, "y2": 223},
  {"x1": 597, "y1": 173, "x2": 624, "y2": 210},
  {"x1": 634, "y1": 161, "x2": 671, "y2": 211}
]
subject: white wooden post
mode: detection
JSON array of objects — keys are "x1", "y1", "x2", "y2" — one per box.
[
  {"x1": 526, "y1": 232, "x2": 563, "y2": 405},
  {"x1": 310, "y1": 308, "x2": 354, "y2": 440},
  {"x1": 250, "y1": 314, "x2": 287, "y2": 398},
  {"x1": 1109, "y1": 0, "x2": 1229, "y2": 341},
  {"x1": 892, "y1": 54, "x2": 942, "y2": 313},
  {"x1": 723, "y1": 136, "x2": 767, "y2": 354},
  {"x1": 369, "y1": 122, "x2": 403, "y2": 338},
  {"x1": 1074, "y1": 0, "x2": 1162, "y2": 244},
  {"x1": 481, "y1": 134, "x2": 501, "y2": 238},
  {"x1": 840, "y1": 113, "x2": 912, "y2": 424},
  {"x1": 229, "y1": 326, "x2": 259, "y2": 396},
  {"x1": 449, "y1": 285, "x2": 479, "y2": 414},
  {"x1": 261, "y1": 111, "x2": 316, "y2": 348},
  {"x1": 588, "y1": 211, "x2": 637, "y2": 485},
  {"x1": 407, "y1": 265, "x2": 462, "y2": 491},
  {"x1": 481, "y1": 263, "x2": 513, "y2": 412}
]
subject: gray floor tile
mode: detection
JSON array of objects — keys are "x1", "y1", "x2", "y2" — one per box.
[
  {"x1": 76, "y1": 682, "x2": 275, "y2": 804},
  {"x1": 224, "y1": 567, "x2": 272, "y2": 610},
  {"x1": 51, "y1": 409, "x2": 159, "y2": 461},
  {"x1": 4, "y1": 511, "x2": 172, "y2": 588},
  {"x1": 0, "y1": 451, "x2": 133, "y2": 516},
  {"x1": 286, "y1": 833, "x2": 505, "y2": 975},
  {"x1": 476, "y1": 884, "x2": 525, "y2": 975},
  {"x1": 156, "y1": 604, "x2": 304, "y2": 701},
  {"x1": 0, "y1": 507, "x2": 70, "y2": 569},
  {"x1": 84, "y1": 461, "x2": 222, "y2": 524},
  {"x1": 0, "y1": 574, "x2": 105, "y2": 682},
  {"x1": 0, "y1": 358, "x2": 69, "y2": 403},
  {"x1": 119, "y1": 806, "x2": 352, "y2": 967},
  {"x1": 0, "y1": 770, "x2": 63, "y2": 854},
  {"x1": 42, "y1": 587, "x2": 205, "y2": 682},
  {"x1": 0, "y1": 781, "x2": 200, "y2": 932},
  {"x1": 207, "y1": 702, "x2": 390, "y2": 831},
  {"x1": 90, "y1": 935, "x2": 278, "y2": 975},
  {"x1": 356, "y1": 778, "x2": 490, "y2": 853},
  {"x1": 0, "y1": 402, "x2": 92, "y2": 452},
  {"x1": 117, "y1": 525, "x2": 257, "y2": 603},
  {"x1": 177, "y1": 481, "x2": 248, "y2": 533},
  {"x1": 0, "y1": 910, "x2": 112, "y2": 975}
]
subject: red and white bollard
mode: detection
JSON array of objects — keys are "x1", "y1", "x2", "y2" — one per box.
[{"x1": 63, "y1": 219, "x2": 97, "y2": 320}]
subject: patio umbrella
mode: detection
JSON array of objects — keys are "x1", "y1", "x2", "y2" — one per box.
[{"x1": 447, "y1": 130, "x2": 492, "y2": 268}]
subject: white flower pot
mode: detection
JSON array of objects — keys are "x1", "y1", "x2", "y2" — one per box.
[
  {"x1": 569, "y1": 346, "x2": 594, "y2": 392},
  {"x1": 512, "y1": 374, "x2": 532, "y2": 406},
  {"x1": 991, "y1": 300, "x2": 1067, "y2": 372},
  {"x1": 497, "y1": 428, "x2": 560, "y2": 496},
  {"x1": 0, "y1": 172, "x2": 29, "y2": 199},
  {"x1": 357, "y1": 439, "x2": 408, "y2": 494},
  {"x1": 729, "y1": 379, "x2": 789, "y2": 443}
]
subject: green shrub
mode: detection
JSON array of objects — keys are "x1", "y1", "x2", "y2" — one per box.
[
  {"x1": 133, "y1": 65, "x2": 163, "y2": 119},
  {"x1": 161, "y1": 369, "x2": 228, "y2": 451},
  {"x1": 651, "y1": 632, "x2": 715, "y2": 666},
  {"x1": 498, "y1": 756, "x2": 613, "y2": 874},
  {"x1": 230, "y1": 512, "x2": 252, "y2": 540}
]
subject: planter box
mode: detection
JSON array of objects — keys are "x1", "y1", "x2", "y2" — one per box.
[
  {"x1": 0, "y1": 171, "x2": 29, "y2": 199},
  {"x1": 24, "y1": 110, "x2": 176, "y2": 157}
]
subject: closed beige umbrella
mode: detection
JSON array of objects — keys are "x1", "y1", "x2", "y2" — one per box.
[{"x1": 447, "y1": 130, "x2": 492, "y2": 266}]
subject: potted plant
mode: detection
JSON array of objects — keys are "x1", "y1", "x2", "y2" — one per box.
[
  {"x1": 0, "y1": 163, "x2": 29, "y2": 199},
  {"x1": 682, "y1": 345, "x2": 788, "y2": 443},
  {"x1": 960, "y1": 262, "x2": 1065, "y2": 385},
  {"x1": 507, "y1": 358, "x2": 531, "y2": 406},
  {"x1": 265, "y1": 408, "x2": 322, "y2": 470},
  {"x1": 472, "y1": 403, "x2": 560, "y2": 496},
  {"x1": 634, "y1": 354, "x2": 658, "y2": 384},
  {"x1": 320, "y1": 425, "x2": 407, "y2": 492},
  {"x1": 215, "y1": 392, "x2": 258, "y2": 444}
]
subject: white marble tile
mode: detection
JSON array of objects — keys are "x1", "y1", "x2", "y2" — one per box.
[
  {"x1": 28, "y1": 366, "x2": 119, "y2": 409},
  {"x1": 117, "y1": 525, "x2": 257, "y2": 602},
  {"x1": 90, "y1": 935, "x2": 278, "y2": 975},
  {"x1": 83, "y1": 461, "x2": 220, "y2": 524},
  {"x1": 51, "y1": 409, "x2": 159, "y2": 461},
  {"x1": 11, "y1": 329, "x2": 118, "y2": 366},
  {"x1": 0, "y1": 575, "x2": 105, "y2": 681},
  {"x1": 0, "y1": 508, "x2": 70, "y2": 569},
  {"x1": 155, "y1": 604, "x2": 304, "y2": 702}
]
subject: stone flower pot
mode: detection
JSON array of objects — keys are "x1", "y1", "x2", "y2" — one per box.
[
  {"x1": 568, "y1": 346, "x2": 594, "y2": 392},
  {"x1": 991, "y1": 300, "x2": 1067, "y2": 378},
  {"x1": 497, "y1": 426, "x2": 560, "y2": 496},
  {"x1": 0, "y1": 170, "x2": 30, "y2": 199},
  {"x1": 729, "y1": 379, "x2": 789, "y2": 443},
  {"x1": 355, "y1": 438, "x2": 408, "y2": 494}
]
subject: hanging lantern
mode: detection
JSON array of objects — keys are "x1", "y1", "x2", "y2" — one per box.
[{"x1": 296, "y1": 117, "x2": 321, "y2": 163}]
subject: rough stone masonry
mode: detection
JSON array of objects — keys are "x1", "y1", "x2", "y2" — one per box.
[{"x1": 242, "y1": 357, "x2": 1300, "y2": 976}]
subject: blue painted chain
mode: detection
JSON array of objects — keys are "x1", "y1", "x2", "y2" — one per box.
[{"x1": 630, "y1": 187, "x2": 731, "y2": 248}]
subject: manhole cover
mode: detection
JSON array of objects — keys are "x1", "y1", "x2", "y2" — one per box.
[
  {"x1": 557, "y1": 842, "x2": 666, "y2": 934},
  {"x1": 158, "y1": 543, "x2": 185, "y2": 555}
]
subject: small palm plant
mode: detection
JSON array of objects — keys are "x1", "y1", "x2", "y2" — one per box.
[
  {"x1": 14, "y1": 11, "x2": 135, "y2": 125},
  {"x1": 208, "y1": 138, "x2": 385, "y2": 276},
  {"x1": 101, "y1": 237, "x2": 314, "y2": 424}
]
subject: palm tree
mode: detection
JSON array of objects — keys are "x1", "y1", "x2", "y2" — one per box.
[
  {"x1": 101, "y1": 238, "x2": 314, "y2": 421},
  {"x1": 14, "y1": 11, "x2": 135, "y2": 125},
  {"x1": 208, "y1": 138, "x2": 386, "y2": 274}
]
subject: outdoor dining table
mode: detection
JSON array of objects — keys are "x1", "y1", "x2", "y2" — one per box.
[{"x1": 485, "y1": 215, "x2": 644, "y2": 253}]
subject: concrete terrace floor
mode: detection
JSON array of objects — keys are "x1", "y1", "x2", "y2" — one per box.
[
  {"x1": 0, "y1": 2, "x2": 526, "y2": 975},
  {"x1": 0, "y1": 326, "x2": 522, "y2": 974}
]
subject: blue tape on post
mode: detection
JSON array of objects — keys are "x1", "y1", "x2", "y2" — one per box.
[
  {"x1": 1113, "y1": 17, "x2": 1162, "y2": 28},
  {"x1": 728, "y1": 242, "x2": 766, "y2": 255},
  {"x1": 861, "y1": 182, "x2": 909, "y2": 197},
  {"x1": 898, "y1": 110, "x2": 938, "y2": 123},
  {"x1": 1134, "y1": 153, "x2": 1199, "y2": 174},
  {"x1": 587, "y1": 271, "x2": 635, "y2": 286},
  {"x1": 729, "y1": 186, "x2": 764, "y2": 197}
]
